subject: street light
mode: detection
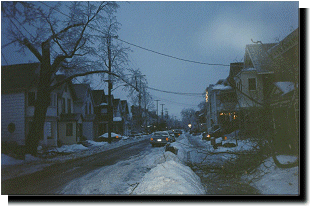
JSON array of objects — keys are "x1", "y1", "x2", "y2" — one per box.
[{"x1": 188, "y1": 123, "x2": 192, "y2": 134}]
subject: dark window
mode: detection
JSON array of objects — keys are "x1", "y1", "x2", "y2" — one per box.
[
  {"x1": 62, "y1": 98, "x2": 66, "y2": 113},
  {"x1": 89, "y1": 103, "x2": 92, "y2": 114},
  {"x1": 28, "y1": 92, "x2": 36, "y2": 106},
  {"x1": 85, "y1": 103, "x2": 88, "y2": 115},
  {"x1": 248, "y1": 78, "x2": 256, "y2": 91},
  {"x1": 66, "y1": 123, "x2": 73, "y2": 136}
]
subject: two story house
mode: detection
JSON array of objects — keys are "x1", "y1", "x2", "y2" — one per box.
[
  {"x1": 2, "y1": 63, "x2": 58, "y2": 148},
  {"x1": 73, "y1": 84, "x2": 96, "y2": 141}
]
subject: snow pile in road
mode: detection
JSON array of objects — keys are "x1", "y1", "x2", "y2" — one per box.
[
  {"x1": 133, "y1": 158, "x2": 205, "y2": 195},
  {"x1": 242, "y1": 155, "x2": 299, "y2": 195},
  {"x1": 59, "y1": 145, "x2": 205, "y2": 195}
]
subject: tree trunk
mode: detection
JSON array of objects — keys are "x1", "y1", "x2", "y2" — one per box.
[
  {"x1": 25, "y1": 88, "x2": 51, "y2": 156},
  {"x1": 25, "y1": 41, "x2": 52, "y2": 156}
]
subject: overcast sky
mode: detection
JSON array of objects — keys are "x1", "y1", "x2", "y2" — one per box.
[{"x1": 1, "y1": 1, "x2": 300, "y2": 119}]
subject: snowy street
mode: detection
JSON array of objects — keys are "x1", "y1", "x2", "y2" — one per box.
[{"x1": 2, "y1": 132, "x2": 299, "y2": 195}]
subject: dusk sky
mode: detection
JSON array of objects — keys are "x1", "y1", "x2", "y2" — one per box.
[{"x1": 1, "y1": 1, "x2": 300, "y2": 119}]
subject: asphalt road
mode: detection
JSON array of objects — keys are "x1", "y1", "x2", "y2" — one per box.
[{"x1": 2, "y1": 138, "x2": 150, "y2": 195}]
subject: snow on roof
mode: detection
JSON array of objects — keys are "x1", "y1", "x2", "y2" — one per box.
[
  {"x1": 100, "y1": 102, "x2": 108, "y2": 106},
  {"x1": 274, "y1": 82, "x2": 295, "y2": 95},
  {"x1": 212, "y1": 84, "x2": 232, "y2": 90}
]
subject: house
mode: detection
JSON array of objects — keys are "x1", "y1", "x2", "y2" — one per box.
[
  {"x1": 92, "y1": 89, "x2": 109, "y2": 137},
  {"x1": 234, "y1": 43, "x2": 277, "y2": 109},
  {"x1": 205, "y1": 77, "x2": 238, "y2": 133},
  {"x1": 73, "y1": 84, "x2": 96, "y2": 141},
  {"x1": 112, "y1": 98, "x2": 123, "y2": 134},
  {"x1": 267, "y1": 28, "x2": 299, "y2": 153},
  {"x1": 56, "y1": 76, "x2": 83, "y2": 145},
  {"x1": 2, "y1": 63, "x2": 59, "y2": 148},
  {"x1": 120, "y1": 100, "x2": 131, "y2": 136}
]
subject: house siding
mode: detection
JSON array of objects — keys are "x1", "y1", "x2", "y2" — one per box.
[{"x1": 1, "y1": 93, "x2": 26, "y2": 145}]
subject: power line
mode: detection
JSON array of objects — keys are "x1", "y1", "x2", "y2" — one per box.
[
  {"x1": 116, "y1": 38, "x2": 230, "y2": 67},
  {"x1": 147, "y1": 86, "x2": 204, "y2": 96},
  {"x1": 38, "y1": 2, "x2": 231, "y2": 67}
]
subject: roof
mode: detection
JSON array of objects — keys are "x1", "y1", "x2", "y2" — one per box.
[
  {"x1": 92, "y1": 90, "x2": 105, "y2": 106},
  {"x1": 73, "y1": 84, "x2": 91, "y2": 103},
  {"x1": 274, "y1": 82, "x2": 295, "y2": 95},
  {"x1": 2, "y1": 63, "x2": 40, "y2": 93},
  {"x1": 245, "y1": 43, "x2": 276, "y2": 74}
]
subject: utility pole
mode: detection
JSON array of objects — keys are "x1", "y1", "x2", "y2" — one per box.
[
  {"x1": 160, "y1": 104, "x2": 165, "y2": 120},
  {"x1": 106, "y1": 34, "x2": 118, "y2": 143},
  {"x1": 155, "y1": 100, "x2": 160, "y2": 128}
]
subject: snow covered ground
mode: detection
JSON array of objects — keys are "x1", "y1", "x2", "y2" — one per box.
[{"x1": 2, "y1": 132, "x2": 299, "y2": 195}]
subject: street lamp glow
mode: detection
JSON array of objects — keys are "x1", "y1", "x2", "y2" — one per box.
[{"x1": 188, "y1": 124, "x2": 192, "y2": 128}]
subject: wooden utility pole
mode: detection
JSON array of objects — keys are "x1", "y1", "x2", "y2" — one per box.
[
  {"x1": 106, "y1": 34, "x2": 118, "y2": 143},
  {"x1": 155, "y1": 100, "x2": 160, "y2": 127}
]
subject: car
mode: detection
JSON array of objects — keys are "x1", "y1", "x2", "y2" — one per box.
[
  {"x1": 173, "y1": 129, "x2": 182, "y2": 138},
  {"x1": 150, "y1": 131, "x2": 172, "y2": 147},
  {"x1": 168, "y1": 130, "x2": 176, "y2": 142},
  {"x1": 202, "y1": 125, "x2": 224, "y2": 141},
  {"x1": 95, "y1": 132, "x2": 122, "y2": 142}
]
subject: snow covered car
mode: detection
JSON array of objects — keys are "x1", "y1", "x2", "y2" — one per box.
[
  {"x1": 150, "y1": 131, "x2": 172, "y2": 147},
  {"x1": 95, "y1": 132, "x2": 122, "y2": 142}
]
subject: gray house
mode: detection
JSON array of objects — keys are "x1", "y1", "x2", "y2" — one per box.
[{"x1": 73, "y1": 84, "x2": 96, "y2": 141}]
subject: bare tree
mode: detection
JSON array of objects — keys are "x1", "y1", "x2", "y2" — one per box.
[{"x1": 1, "y1": 1, "x2": 126, "y2": 155}]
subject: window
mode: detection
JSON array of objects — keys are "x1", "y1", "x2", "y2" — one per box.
[
  {"x1": 85, "y1": 104, "x2": 88, "y2": 115},
  {"x1": 248, "y1": 78, "x2": 256, "y2": 91},
  {"x1": 62, "y1": 98, "x2": 66, "y2": 113},
  {"x1": 67, "y1": 99, "x2": 71, "y2": 114},
  {"x1": 66, "y1": 123, "x2": 73, "y2": 136},
  {"x1": 50, "y1": 93, "x2": 57, "y2": 107},
  {"x1": 28, "y1": 92, "x2": 36, "y2": 106},
  {"x1": 89, "y1": 103, "x2": 92, "y2": 114}
]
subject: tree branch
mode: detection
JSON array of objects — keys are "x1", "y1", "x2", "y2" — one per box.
[
  {"x1": 23, "y1": 38, "x2": 42, "y2": 62},
  {"x1": 49, "y1": 70, "x2": 140, "y2": 92}
]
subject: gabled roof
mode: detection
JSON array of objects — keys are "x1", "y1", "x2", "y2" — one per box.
[
  {"x1": 274, "y1": 82, "x2": 295, "y2": 96},
  {"x1": 245, "y1": 43, "x2": 276, "y2": 74},
  {"x1": 2, "y1": 62, "x2": 40, "y2": 93},
  {"x1": 73, "y1": 84, "x2": 92, "y2": 103},
  {"x1": 92, "y1": 90, "x2": 105, "y2": 106}
]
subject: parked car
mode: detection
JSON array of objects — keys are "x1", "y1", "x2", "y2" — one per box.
[
  {"x1": 202, "y1": 125, "x2": 224, "y2": 141},
  {"x1": 168, "y1": 130, "x2": 176, "y2": 142},
  {"x1": 150, "y1": 131, "x2": 172, "y2": 147},
  {"x1": 173, "y1": 129, "x2": 182, "y2": 138},
  {"x1": 95, "y1": 132, "x2": 122, "y2": 142}
]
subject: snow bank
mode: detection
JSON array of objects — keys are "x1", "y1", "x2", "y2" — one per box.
[
  {"x1": 133, "y1": 159, "x2": 205, "y2": 195},
  {"x1": 1, "y1": 154, "x2": 40, "y2": 166},
  {"x1": 242, "y1": 155, "x2": 299, "y2": 195}
]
